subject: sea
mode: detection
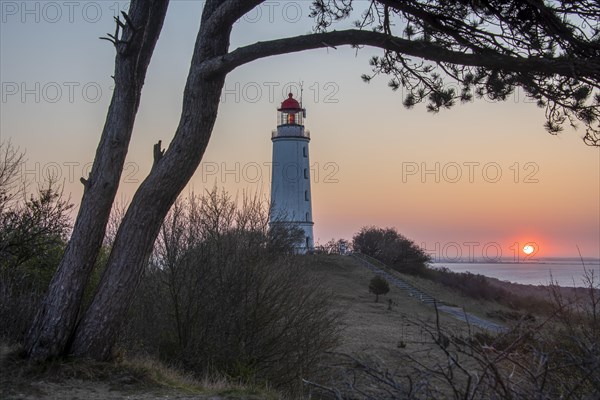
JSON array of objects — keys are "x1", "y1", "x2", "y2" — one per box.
[{"x1": 432, "y1": 258, "x2": 600, "y2": 287}]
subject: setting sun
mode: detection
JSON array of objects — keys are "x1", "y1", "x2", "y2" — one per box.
[{"x1": 523, "y1": 244, "x2": 535, "y2": 255}]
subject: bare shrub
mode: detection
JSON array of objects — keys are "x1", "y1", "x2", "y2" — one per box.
[
  {"x1": 0, "y1": 140, "x2": 24, "y2": 212},
  {"x1": 123, "y1": 188, "x2": 341, "y2": 394},
  {"x1": 0, "y1": 141, "x2": 73, "y2": 342},
  {"x1": 316, "y1": 238, "x2": 352, "y2": 255}
]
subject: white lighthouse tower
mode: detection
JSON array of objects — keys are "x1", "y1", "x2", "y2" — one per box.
[{"x1": 270, "y1": 93, "x2": 314, "y2": 253}]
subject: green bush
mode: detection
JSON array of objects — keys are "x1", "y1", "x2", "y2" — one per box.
[
  {"x1": 368, "y1": 275, "x2": 390, "y2": 302},
  {"x1": 353, "y1": 226, "x2": 431, "y2": 276},
  {"x1": 0, "y1": 142, "x2": 74, "y2": 342}
]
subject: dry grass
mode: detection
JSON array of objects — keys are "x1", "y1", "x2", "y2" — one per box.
[
  {"x1": 305, "y1": 256, "x2": 463, "y2": 358},
  {"x1": 303, "y1": 255, "x2": 530, "y2": 374},
  {"x1": 1, "y1": 254, "x2": 548, "y2": 399},
  {"x1": 0, "y1": 342, "x2": 279, "y2": 400},
  {"x1": 305, "y1": 255, "x2": 600, "y2": 399},
  {"x1": 302, "y1": 255, "x2": 504, "y2": 397}
]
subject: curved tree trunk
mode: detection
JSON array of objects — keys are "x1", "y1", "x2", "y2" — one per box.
[
  {"x1": 25, "y1": 0, "x2": 170, "y2": 361},
  {"x1": 69, "y1": 0, "x2": 243, "y2": 360},
  {"x1": 25, "y1": 0, "x2": 600, "y2": 363}
]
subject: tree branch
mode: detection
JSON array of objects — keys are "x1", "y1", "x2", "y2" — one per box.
[
  {"x1": 153, "y1": 140, "x2": 164, "y2": 167},
  {"x1": 204, "y1": 0, "x2": 264, "y2": 31},
  {"x1": 200, "y1": 29, "x2": 598, "y2": 83}
]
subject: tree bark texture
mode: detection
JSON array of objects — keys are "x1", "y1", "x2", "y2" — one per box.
[
  {"x1": 25, "y1": 0, "x2": 170, "y2": 361},
  {"x1": 69, "y1": 0, "x2": 261, "y2": 360}
]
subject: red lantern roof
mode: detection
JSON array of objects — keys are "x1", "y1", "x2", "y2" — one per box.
[{"x1": 279, "y1": 93, "x2": 301, "y2": 110}]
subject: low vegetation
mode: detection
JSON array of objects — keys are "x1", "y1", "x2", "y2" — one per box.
[
  {"x1": 352, "y1": 226, "x2": 558, "y2": 315},
  {"x1": 121, "y1": 188, "x2": 342, "y2": 394},
  {"x1": 306, "y1": 259, "x2": 600, "y2": 399},
  {"x1": 0, "y1": 141, "x2": 73, "y2": 342},
  {"x1": 0, "y1": 342, "x2": 278, "y2": 399},
  {"x1": 0, "y1": 142, "x2": 341, "y2": 398},
  {"x1": 368, "y1": 275, "x2": 390, "y2": 303},
  {"x1": 353, "y1": 226, "x2": 431, "y2": 276}
]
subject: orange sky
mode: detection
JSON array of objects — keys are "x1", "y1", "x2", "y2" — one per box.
[{"x1": 1, "y1": 2, "x2": 598, "y2": 258}]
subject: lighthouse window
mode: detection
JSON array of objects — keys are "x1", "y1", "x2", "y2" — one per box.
[
  {"x1": 305, "y1": 190, "x2": 309, "y2": 201},
  {"x1": 303, "y1": 147, "x2": 307, "y2": 157},
  {"x1": 304, "y1": 168, "x2": 308, "y2": 179},
  {"x1": 306, "y1": 212, "x2": 310, "y2": 221}
]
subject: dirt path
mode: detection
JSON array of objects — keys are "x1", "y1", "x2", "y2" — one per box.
[{"x1": 351, "y1": 253, "x2": 507, "y2": 332}]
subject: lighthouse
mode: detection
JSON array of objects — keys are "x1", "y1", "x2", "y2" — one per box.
[{"x1": 270, "y1": 93, "x2": 314, "y2": 253}]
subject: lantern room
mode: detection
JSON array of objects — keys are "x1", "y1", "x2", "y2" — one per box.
[{"x1": 277, "y1": 93, "x2": 305, "y2": 127}]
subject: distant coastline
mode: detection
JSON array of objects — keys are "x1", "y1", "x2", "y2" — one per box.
[
  {"x1": 484, "y1": 275, "x2": 599, "y2": 305},
  {"x1": 434, "y1": 257, "x2": 600, "y2": 264},
  {"x1": 432, "y1": 258, "x2": 600, "y2": 288}
]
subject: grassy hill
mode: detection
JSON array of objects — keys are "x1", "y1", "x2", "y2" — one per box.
[
  {"x1": 3, "y1": 254, "x2": 592, "y2": 399},
  {"x1": 302, "y1": 254, "x2": 514, "y2": 364}
]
